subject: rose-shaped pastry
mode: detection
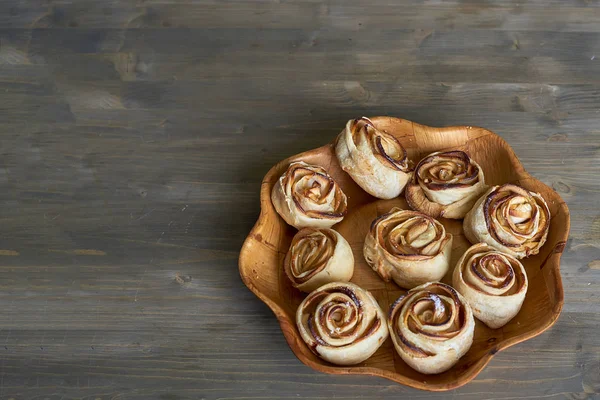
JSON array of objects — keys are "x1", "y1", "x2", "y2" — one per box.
[
  {"x1": 388, "y1": 282, "x2": 475, "y2": 374},
  {"x1": 405, "y1": 150, "x2": 488, "y2": 219},
  {"x1": 284, "y1": 228, "x2": 354, "y2": 292},
  {"x1": 271, "y1": 161, "x2": 347, "y2": 229},
  {"x1": 463, "y1": 184, "x2": 550, "y2": 258},
  {"x1": 452, "y1": 243, "x2": 528, "y2": 329},
  {"x1": 364, "y1": 208, "x2": 452, "y2": 289},
  {"x1": 335, "y1": 117, "x2": 413, "y2": 199},
  {"x1": 296, "y1": 282, "x2": 389, "y2": 365}
]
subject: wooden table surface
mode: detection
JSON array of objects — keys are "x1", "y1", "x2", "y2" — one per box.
[{"x1": 1, "y1": 1, "x2": 599, "y2": 399}]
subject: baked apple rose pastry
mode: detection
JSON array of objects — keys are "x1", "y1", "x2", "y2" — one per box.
[
  {"x1": 271, "y1": 161, "x2": 347, "y2": 229},
  {"x1": 464, "y1": 184, "x2": 550, "y2": 259},
  {"x1": 405, "y1": 150, "x2": 487, "y2": 219},
  {"x1": 452, "y1": 243, "x2": 528, "y2": 329},
  {"x1": 364, "y1": 208, "x2": 452, "y2": 289},
  {"x1": 284, "y1": 228, "x2": 354, "y2": 293},
  {"x1": 335, "y1": 117, "x2": 413, "y2": 199},
  {"x1": 296, "y1": 282, "x2": 389, "y2": 365},
  {"x1": 388, "y1": 282, "x2": 475, "y2": 374}
]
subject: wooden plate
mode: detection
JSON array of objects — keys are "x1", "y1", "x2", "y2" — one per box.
[{"x1": 238, "y1": 116, "x2": 569, "y2": 391}]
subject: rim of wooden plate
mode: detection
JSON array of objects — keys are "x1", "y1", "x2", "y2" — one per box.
[{"x1": 238, "y1": 116, "x2": 569, "y2": 391}]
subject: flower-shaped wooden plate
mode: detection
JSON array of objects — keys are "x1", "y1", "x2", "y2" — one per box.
[{"x1": 239, "y1": 116, "x2": 569, "y2": 391}]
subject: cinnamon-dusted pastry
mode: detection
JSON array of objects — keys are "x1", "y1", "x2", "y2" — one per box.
[
  {"x1": 463, "y1": 184, "x2": 550, "y2": 258},
  {"x1": 452, "y1": 243, "x2": 528, "y2": 329},
  {"x1": 388, "y1": 282, "x2": 475, "y2": 374},
  {"x1": 364, "y1": 208, "x2": 452, "y2": 289},
  {"x1": 271, "y1": 161, "x2": 347, "y2": 229},
  {"x1": 405, "y1": 150, "x2": 488, "y2": 219},
  {"x1": 335, "y1": 117, "x2": 413, "y2": 199},
  {"x1": 296, "y1": 282, "x2": 389, "y2": 365},
  {"x1": 284, "y1": 228, "x2": 354, "y2": 293}
]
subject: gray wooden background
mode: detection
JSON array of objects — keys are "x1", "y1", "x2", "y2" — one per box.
[{"x1": 0, "y1": 0, "x2": 599, "y2": 399}]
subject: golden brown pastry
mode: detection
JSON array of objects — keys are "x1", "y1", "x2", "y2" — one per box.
[
  {"x1": 335, "y1": 117, "x2": 413, "y2": 199},
  {"x1": 364, "y1": 208, "x2": 452, "y2": 289},
  {"x1": 271, "y1": 161, "x2": 347, "y2": 229},
  {"x1": 388, "y1": 282, "x2": 475, "y2": 374},
  {"x1": 452, "y1": 243, "x2": 528, "y2": 329},
  {"x1": 284, "y1": 228, "x2": 354, "y2": 293},
  {"x1": 405, "y1": 150, "x2": 487, "y2": 219},
  {"x1": 296, "y1": 282, "x2": 389, "y2": 365},
  {"x1": 463, "y1": 184, "x2": 550, "y2": 258}
]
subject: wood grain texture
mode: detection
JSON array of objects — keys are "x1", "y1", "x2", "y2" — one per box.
[{"x1": 0, "y1": 0, "x2": 598, "y2": 399}]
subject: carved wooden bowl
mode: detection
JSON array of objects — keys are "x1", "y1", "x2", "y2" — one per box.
[{"x1": 239, "y1": 117, "x2": 569, "y2": 391}]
